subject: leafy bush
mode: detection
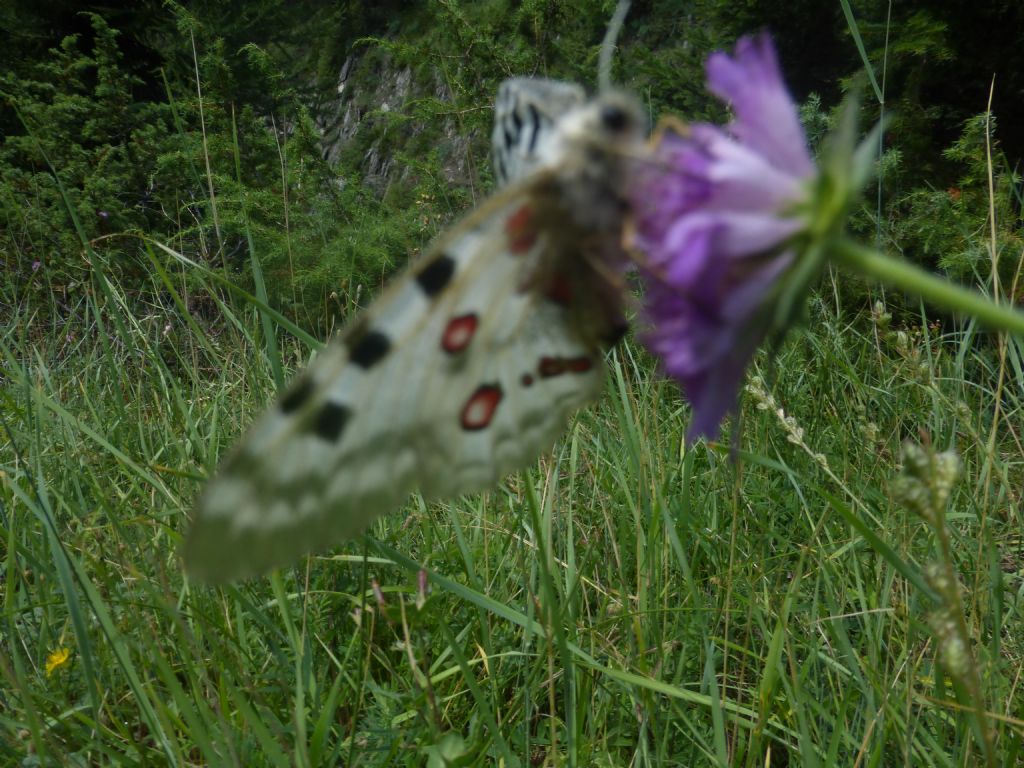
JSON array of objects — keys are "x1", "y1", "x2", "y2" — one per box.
[
  {"x1": 0, "y1": 14, "x2": 171, "y2": 281},
  {"x1": 890, "y1": 114, "x2": 1023, "y2": 293}
]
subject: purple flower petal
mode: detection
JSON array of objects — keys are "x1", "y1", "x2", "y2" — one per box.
[
  {"x1": 705, "y1": 33, "x2": 813, "y2": 178},
  {"x1": 630, "y1": 33, "x2": 815, "y2": 440},
  {"x1": 693, "y1": 126, "x2": 807, "y2": 211}
]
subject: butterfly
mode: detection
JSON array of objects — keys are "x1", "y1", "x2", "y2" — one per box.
[{"x1": 183, "y1": 77, "x2": 647, "y2": 582}]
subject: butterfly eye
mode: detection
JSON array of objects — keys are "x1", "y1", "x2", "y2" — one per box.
[{"x1": 600, "y1": 104, "x2": 629, "y2": 133}]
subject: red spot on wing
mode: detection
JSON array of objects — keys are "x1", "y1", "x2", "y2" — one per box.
[
  {"x1": 544, "y1": 272, "x2": 573, "y2": 306},
  {"x1": 441, "y1": 313, "x2": 478, "y2": 354},
  {"x1": 539, "y1": 357, "x2": 565, "y2": 378},
  {"x1": 461, "y1": 384, "x2": 503, "y2": 431},
  {"x1": 505, "y1": 204, "x2": 532, "y2": 230},
  {"x1": 520, "y1": 373, "x2": 534, "y2": 387},
  {"x1": 505, "y1": 204, "x2": 537, "y2": 254},
  {"x1": 565, "y1": 356, "x2": 593, "y2": 373},
  {"x1": 539, "y1": 355, "x2": 594, "y2": 378}
]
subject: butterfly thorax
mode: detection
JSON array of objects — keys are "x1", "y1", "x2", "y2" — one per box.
[
  {"x1": 542, "y1": 89, "x2": 645, "y2": 232},
  {"x1": 515, "y1": 89, "x2": 646, "y2": 348}
]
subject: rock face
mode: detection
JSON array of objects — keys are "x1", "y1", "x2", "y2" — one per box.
[{"x1": 315, "y1": 51, "x2": 480, "y2": 195}]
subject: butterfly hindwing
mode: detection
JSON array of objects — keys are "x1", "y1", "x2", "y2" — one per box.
[
  {"x1": 492, "y1": 78, "x2": 586, "y2": 186},
  {"x1": 184, "y1": 183, "x2": 603, "y2": 583}
]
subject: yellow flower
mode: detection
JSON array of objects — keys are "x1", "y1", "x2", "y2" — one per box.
[{"x1": 45, "y1": 647, "x2": 71, "y2": 676}]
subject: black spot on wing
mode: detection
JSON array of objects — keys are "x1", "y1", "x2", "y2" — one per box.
[
  {"x1": 280, "y1": 376, "x2": 314, "y2": 414},
  {"x1": 312, "y1": 401, "x2": 351, "y2": 442},
  {"x1": 415, "y1": 254, "x2": 455, "y2": 297},
  {"x1": 526, "y1": 103, "x2": 541, "y2": 153},
  {"x1": 349, "y1": 329, "x2": 390, "y2": 369},
  {"x1": 603, "y1": 319, "x2": 629, "y2": 348}
]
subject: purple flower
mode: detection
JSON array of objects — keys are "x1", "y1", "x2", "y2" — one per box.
[{"x1": 630, "y1": 34, "x2": 816, "y2": 440}]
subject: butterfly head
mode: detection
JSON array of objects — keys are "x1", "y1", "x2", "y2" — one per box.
[{"x1": 563, "y1": 89, "x2": 645, "y2": 151}]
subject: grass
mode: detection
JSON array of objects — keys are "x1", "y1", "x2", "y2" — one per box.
[{"x1": 2, "y1": 223, "x2": 1023, "y2": 766}]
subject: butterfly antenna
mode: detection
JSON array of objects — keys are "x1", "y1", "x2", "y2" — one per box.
[{"x1": 598, "y1": 0, "x2": 631, "y2": 92}]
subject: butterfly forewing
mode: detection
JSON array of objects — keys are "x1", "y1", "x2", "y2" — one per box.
[{"x1": 185, "y1": 80, "x2": 646, "y2": 583}]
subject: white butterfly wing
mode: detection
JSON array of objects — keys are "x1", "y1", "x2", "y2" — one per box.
[
  {"x1": 184, "y1": 186, "x2": 604, "y2": 583},
  {"x1": 491, "y1": 78, "x2": 585, "y2": 186}
]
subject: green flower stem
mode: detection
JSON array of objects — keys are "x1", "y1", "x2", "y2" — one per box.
[{"x1": 832, "y1": 238, "x2": 1024, "y2": 336}]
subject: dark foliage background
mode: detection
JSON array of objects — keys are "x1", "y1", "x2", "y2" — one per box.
[{"x1": 2, "y1": 0, "x2": 1022, "y2": 332}]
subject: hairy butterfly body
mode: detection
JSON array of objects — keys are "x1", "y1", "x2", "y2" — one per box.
[{"x1": 184, "y1": 80, "x2": 645, "y2": 583}]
